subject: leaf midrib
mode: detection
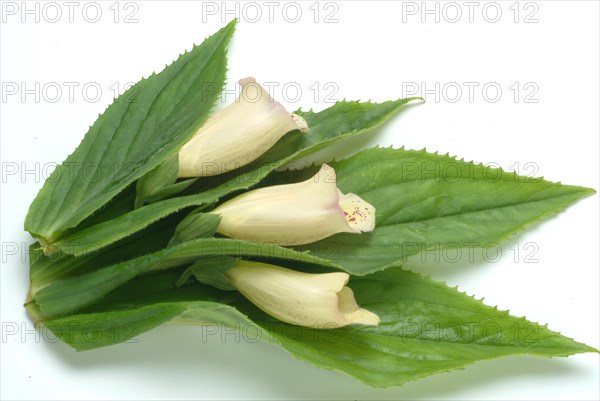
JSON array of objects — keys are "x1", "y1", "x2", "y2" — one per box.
[{"x1": 357, "y1": 187, "x2": 587, "y2": 231}]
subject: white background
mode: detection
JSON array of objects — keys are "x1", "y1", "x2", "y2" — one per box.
[{"x1": 1, "y1": 1, "x2": 599, "y2": 400}]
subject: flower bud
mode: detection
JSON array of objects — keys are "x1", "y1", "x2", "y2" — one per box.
[
  {"x1": 178, "y1": 77, "x2": 308, "y2": 178},
  {"x1": 226, "y1": 260, "x2": 380, "y2": 328},
  {"x1": 211, "y1": 164, "x2": 376, "y2": 245}
]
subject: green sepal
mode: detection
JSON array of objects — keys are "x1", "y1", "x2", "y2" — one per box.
[
  {"x1": 175, "y1": 256, "x2": 237, "y2": 290},
  {"x1": 135, "y1": 155, "x2": 179, "y2": 208},
  {"x1": 168, "y1": 210, "x2": 221, "y2": 246}
]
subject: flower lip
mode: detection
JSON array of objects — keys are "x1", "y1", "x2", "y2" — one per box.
[
  {"x1": 291, "y1": 113, "x2": 309, "y2": 132},
  {"x1": 338, "y1": 191, "x2": 376, "y2": 233}
]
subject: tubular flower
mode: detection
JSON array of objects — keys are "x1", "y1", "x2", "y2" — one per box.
[
  {"x1": 225, "y1": 260, "x2": 380, "y2": 329},
  {"x1": 177, "y1": 77, "x2": 308, "y2": 178},
  {"x1": 211, "y1": 164, "x2": 376, "y2": 246}
]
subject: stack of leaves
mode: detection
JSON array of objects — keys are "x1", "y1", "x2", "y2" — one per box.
[{"x1": 24, "y1": 21, "x2": 597, "y2": 387}]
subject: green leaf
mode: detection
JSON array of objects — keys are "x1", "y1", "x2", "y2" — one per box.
[
  {"x1": 32, "y1": 238, "x2": 334, "y2": 317},
  {"x1": 27, "y1": 211, "x2": 183, "y2": 298},
  {"x1": 52, "y1": 98, "x2": 421, "y2": 256},
  {"x1": 295, "y1": 147, "x2": 595, "y2": 275},
  {"x1": 35, "y1": 268, "x2": 597, "y2": 387},
  {"x1": 24, "y1": 21, "x2": 236, "y2": 246}
]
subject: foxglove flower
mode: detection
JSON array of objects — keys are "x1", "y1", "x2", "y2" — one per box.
[
  {"x1": 178, "y1": 77, "x2": 308, "y2": 178},
  {"x1": 226, "y1": 260, "x2": 380, "y2": 328},
  {"x1": 211, "y1": 164, "x2": 376, "y2": 245}
]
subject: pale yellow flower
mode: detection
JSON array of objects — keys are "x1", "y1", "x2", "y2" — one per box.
[
  {"x1": 178, "y1": 77, "x2": 308, "y2": 177},
  {"x1": 212, "y1": 164, "x2": 376, "y2": 245},
  {"x1": 226, "y1": 260, "x2": 380, "y2": 329}
]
